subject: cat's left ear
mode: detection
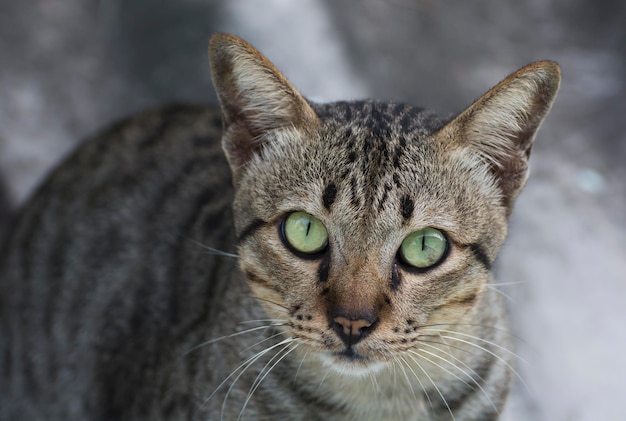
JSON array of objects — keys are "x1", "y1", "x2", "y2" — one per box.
[
  {"x1": 209, "y1": 34, "x2": 320, "y2": 181},
  {"x1": 439, "y1": 61, "x2": 560, "y2": 211}
]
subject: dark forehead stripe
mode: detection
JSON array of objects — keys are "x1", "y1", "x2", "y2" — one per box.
[
  {"x1": 400, "y1": 195, "x2": 415, "y2": 222},
  {"x1": 322, "y1": 182, "x2": 337, "y2": 211}
]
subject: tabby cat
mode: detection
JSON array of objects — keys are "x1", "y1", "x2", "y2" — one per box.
[{"x1": 0, "y1": 34, "x2": 560, "y2": 420}]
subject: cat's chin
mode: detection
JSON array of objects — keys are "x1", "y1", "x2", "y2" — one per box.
[{"x1": 317, "y1": 351, "x2": 387, "y2": 378}]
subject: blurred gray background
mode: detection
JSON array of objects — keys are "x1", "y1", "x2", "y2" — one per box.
[{"x1": 1, "y1": 0, "x2": 625, "y2": 419}]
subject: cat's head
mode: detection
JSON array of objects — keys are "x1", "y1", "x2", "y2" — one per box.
[{"x1": 209, "y1": 34, "x2": 559, "y2": 373}]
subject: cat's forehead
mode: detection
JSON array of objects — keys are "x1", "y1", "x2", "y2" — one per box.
[
  {"x1": 236, "y1": 99, "x2": 499, "y2": 244},
  {"x1": 308, "y1": 100, "x2": 455, "y2": 202},
  {"x1": 312, "y1": 100, "x2": 447, "y2": 138},
  {"x1": 254, "y1": 101, "x2": 485, "y2": 232}
]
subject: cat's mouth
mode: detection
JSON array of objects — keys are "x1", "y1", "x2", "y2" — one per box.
[
  {"x1": 334, "y1": 347, "x2": 366, "y2": 361},
  {"x1": 321, "y1": 348, "x2": 386, "y2": 376}
]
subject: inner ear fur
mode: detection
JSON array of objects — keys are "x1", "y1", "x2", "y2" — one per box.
[{"x1": 439, "y1": 61, "x2": 561, "y2": 210}]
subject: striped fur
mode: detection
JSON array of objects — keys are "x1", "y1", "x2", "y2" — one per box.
[{"x1": 0, "y1": 34, "x2": 559, "y2": 420}]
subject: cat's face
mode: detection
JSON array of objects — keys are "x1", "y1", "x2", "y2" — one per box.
[
  {"x1": 209, "y1": 33, "x2": 560, "y2": 374},
  {"x1": 231, "y1": 103, "x2": 508, "y2": 372}
]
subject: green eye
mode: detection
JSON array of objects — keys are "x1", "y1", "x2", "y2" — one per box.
[
  {"x1": 282, "y1": 212, "x2": 329, "y2": 255},
  {"x1": 399, "y1": 228, "x2": 448, "y2": 269}
]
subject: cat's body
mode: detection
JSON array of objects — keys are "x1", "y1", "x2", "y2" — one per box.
[{"x1": 0, "y1": 34, "x2": 560, "y2": 420}]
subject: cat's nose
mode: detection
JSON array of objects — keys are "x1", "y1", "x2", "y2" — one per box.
[{"x1": 331, "y1": 314, "x2": 377, "y2": 347}]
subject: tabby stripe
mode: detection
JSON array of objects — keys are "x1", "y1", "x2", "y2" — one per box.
[
  {"x1": 455, "y1": 292, "x2": 478, "y2": 306},
  {"x1": 400, "y1": 194, "x2": 414, "y2": 222},
  {"x1": 237, "y1": 218, "x2": 266, "y2": 243},
  {"x1": 318, "y1": 255, "x2": 330, "y2": 283},
  {"x1": 151, "y1": 159, "x2": 210, "y2": 211},
  {"x1": 391, "y1": 263, "x2": 402, "y2": 291},
  {"x1": 245, "y1": 270, "x2": 273, "y2": 288},
  {"x1": 469, "y1": 243, "x2": 491, "y2": 270},
  {"x1": 349, "y1": 177, "x2": 361, "y2": 208},
  {"x1": 322, "y1": 182, "x2": 337, "y2": 211}
]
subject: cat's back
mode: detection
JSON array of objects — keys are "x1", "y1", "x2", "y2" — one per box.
[{"x1": 0, "y1": 104, "x2": 238, "y2": 420}]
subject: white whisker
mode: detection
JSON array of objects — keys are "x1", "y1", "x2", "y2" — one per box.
[
  {"x1": 239, "y1": 319, "x2": 285, "y2": 325},
  {"x1": 485, "y1": 284, "x2": 515, "y2": 302},
  {"x1": 316, "y1": 364, "x2": 333, "y2": 392},
  {"x1": 369, "y1": 368, "x2": 381, "y2": 395},
  {"x1": 294, "y1": 350, "x2": 309, "y2": 385},
  {"x1": 238, "y1": 342, "x2": 298, "y2": 420},
  {"x1": 187, "y1": 238, "x2": 239, "y2": 258},
  {"x1": 185, "y1": 323, "x2": 284, "y2": 355},
  {"x1": 241, "y1": 331, "x2": 286, "y2": 354},
  {"x1": 487, "y1": 281, "x2": 524, "y2": 287},
  {"x1": 398, "y1": 355, "x2": 434, "y2": 415},
  {"x1": 409, "y1": 349, "x2": 474, "y2": 390},
  {"x1": 417, "y1": 341, "x2": 499, "y2": 415},
  {"x1": 220, "y1": 338, "x2": 294, "y2": 420},
  {"x1": 425, "y1": 329, "x2": 527, "y2": 364},
  {"x1": 434, "y1": 333, "x2": 529, "y2": 392},
  {"x1": 406, "y1": 353, "x2": 456, "y2": 421}
]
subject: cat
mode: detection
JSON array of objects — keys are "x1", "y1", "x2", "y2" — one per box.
[{"x1": 0, "y1": 33, "x2": 560, "y2": 420}]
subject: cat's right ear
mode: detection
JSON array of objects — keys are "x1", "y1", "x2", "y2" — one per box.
[
  {"x1": 209, "y1": 34, "x2": 320, "y2": 182},
  {"x1": 438, "y1": 61, "x2": 561, "y2": 212}
]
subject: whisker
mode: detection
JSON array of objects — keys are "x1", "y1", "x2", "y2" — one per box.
[
  {"x1": 424, "y1": 329, "x2": 527, "y2": 364},
  {"x1": 198, "y1": 346, "x2": 262, "y2": 415},
  {"x1": 238, "y1": 342, "x2": 299, "y2": 420},
  {"x1": 316, "y1": 365, "x2": 333, "y2": 392},
  {"x1": 416, "y1": 341, "x2": 499, "y2": 415},
  {"x1": 397, "y1": 355, "x2": 434, "y2": 415},
  {"x1": 408, "y1": 349, "x2": 474, "y2": 390},
  {"x1": 294, "y1": 350, "x2": 309, "y2": 385},
  {"x1": 391, "y1": 359, "x2": 398, "y2": 400},
  {"x1": 419, "y1": 323, "x2": 532, "y2": 351},
  {"x1": 394, "y1": 356, "x2": 414, "y2": 398},
  {"x1": 418, "y1": 322, "x2": 518, "y2": 338},
  {"x1": 197, "y1": 337, "x2": 290, "y2": 415},
  {"x1": 406, "y1": 353, "x2": 456, "y2": 421},
  {"x1": 246, "y1": 295, "x2": 290, "y2": 311},
  {"x1": 219, "y1": 338, "x2": 294, "y2": 420},
  {"x1": 185, "y1": 324, "x2": 284, "y2": 355},
  {"x1": 187, "y1": 238, "x2": 239, "y2": 258},
  {"x1": 485, "y1": 284, "x2": 515, "y2": 302},
  {"x1": 369, "y1": 368, "x2": 381, "y2": 395},
  {"x1": 416, "y1": 338, "x2": 480, "y2": 357},
  {"x1": 486, "y1": 281, "x2": 524, "y2": 287},
  {"x1": 241, "y1": 331, "x2": 287, "y2": 355},
  {"x1": 434, "y1": 334, "x2": 529, "y2": 392},
  {"x1": 239, "y1": 319, "x2": 286, "y2": 325}
]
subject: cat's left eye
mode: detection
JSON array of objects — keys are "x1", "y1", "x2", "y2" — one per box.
[
  {"x1": 399, "y1": 228, "x2": 448, "y2": 270},
  {"x1": 281, "y1": 212, "x2": 329, "y2": 256}
]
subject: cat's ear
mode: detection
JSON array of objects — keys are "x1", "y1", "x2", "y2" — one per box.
[
  {"x1": 209, "y1": 33, "x2": 319, "y2": 180},
  {"x1": 439, "y1": 61, "x2": 560, "y2": 210}
]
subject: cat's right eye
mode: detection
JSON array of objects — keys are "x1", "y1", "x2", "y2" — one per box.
[
  {"x1": 399, "y1": 228, "x2": 448, "y2": 270},
  {"x1": 281, "y1": 212, "x2": 329, "y2": 256}
]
